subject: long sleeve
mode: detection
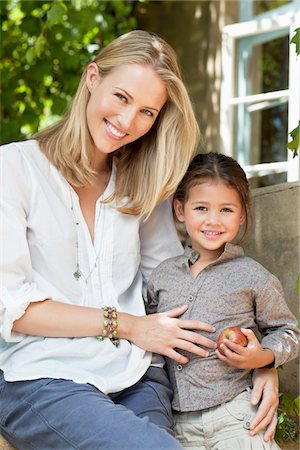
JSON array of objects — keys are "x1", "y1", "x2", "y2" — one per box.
[
  {"x1": 0, "y1": 144, "x2": 50, "y2": 342},
  {"x1": 139, "y1": 199, "x2": 183, "y2": 287},
  {"x1": 146, "y1": 277, "x2": 159, "y2": 315},
  {"x1": 255, "y1": 273, "x2": 299, "y2": 368}
]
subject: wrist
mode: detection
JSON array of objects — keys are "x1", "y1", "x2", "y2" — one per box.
[
  {"x1": 257, "y1": 348, "x2": 275, "y2": 368},
  {"x1": 117, "y1": 312, "x2": 136, "y2": 342},
  {"x1": 262, "y1": 348, "x2": 275, "y2": 368}
]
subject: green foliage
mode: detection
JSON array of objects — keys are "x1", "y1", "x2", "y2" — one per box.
[
  {"x1": 287, "y1": 28, "x2": 300, "y2": 157},
  {"x1": 275, "y1": 393, "x2": 300, "y2": 443},
  {"x1": 255, "y1": 0, "x2": 291, "y2": 15},
  {"x1": 288, "y1": 122, "x2": 300, "y2": 158},
  {"x1": 0, "y1": 0, "x2": 140, "y2": 144},
  {"x1": 291, "y1": 27, "x2": 300, "y2": 56},
  {"x1": 296, "y1": 275, "x2": 300, "y2": 297}
]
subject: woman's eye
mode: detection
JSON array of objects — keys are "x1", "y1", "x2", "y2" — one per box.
[
  {"x1": 115, "y1": 93, "x2": 127, "y2": 102},
  {"x1": 141, "y1": 109, "x2": 154, "y2": 117}
]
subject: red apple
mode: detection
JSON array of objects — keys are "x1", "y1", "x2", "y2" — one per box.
[{"x1": 217, "y1": 327, "x2": 248, "y2": 355}]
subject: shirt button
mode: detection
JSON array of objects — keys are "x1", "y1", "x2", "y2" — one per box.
[
  {"x1": 176, "y1": 364, "x2": 183, "y2": 371},
  {"x1": 188, "y1": 295, "x2": 193, "y2": 302},
  {"x1": 191, "y1": 251, "x2": 197, "y2": 258}
]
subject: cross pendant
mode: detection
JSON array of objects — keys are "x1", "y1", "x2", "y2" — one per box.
[{"x1": 73, "y1": 268, "x2": 82, "y2": 280}]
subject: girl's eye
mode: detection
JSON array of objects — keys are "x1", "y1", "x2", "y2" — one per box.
[
  {"x1": 221, "y1": 208, "x2": 233, "y2": 213},
  {"x1": 141, "y1": 109, "x2": 154, "y2": 117},
  {"x1": 195, "y1": 206, "x2": 207, "y2": 211},
  {"x1": 115, "y1": 93, "x2": 127, "y2": 103}
]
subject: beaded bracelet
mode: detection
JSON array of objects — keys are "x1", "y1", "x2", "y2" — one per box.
[{"x1": 96, "y1": 306, "x2": 119, "y2": 347}]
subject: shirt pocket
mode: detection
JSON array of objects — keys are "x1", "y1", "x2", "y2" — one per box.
[{"x1": 224, "y1": 389, "x2": 257, "y2": 424}]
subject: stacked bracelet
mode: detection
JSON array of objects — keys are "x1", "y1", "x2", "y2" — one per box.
[{"x1": 97, "y1": 306, "x2": 119, "y2": 347}]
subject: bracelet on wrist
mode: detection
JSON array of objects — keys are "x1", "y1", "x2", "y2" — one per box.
[{"x1": 96, "y1": 306, "x2": 119, "y2": 347}]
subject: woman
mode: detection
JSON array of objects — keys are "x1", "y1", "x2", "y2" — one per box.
[{"x1": 0, "y1": 30, "x2": 278, "y2": 449}]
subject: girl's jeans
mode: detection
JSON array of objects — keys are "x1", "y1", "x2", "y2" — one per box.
[{"x1": 173, "y1": 389, "x2": 280, "y2": 450}]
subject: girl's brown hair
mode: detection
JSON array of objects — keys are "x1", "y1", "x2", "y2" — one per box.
[{"x1": 174, "y1": 152, "x2": 252, "y2": 243}]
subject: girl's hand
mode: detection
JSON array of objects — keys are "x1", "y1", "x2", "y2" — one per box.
[
  {"x1": 123, "y1": 305, "x2": 216, "y2": 364},
  {"x1": 215, "y1": 329, "x2": 275, "y2": 369},
  {"x1": 250, "y1": 368, "x2": 279, "y2": 441}
]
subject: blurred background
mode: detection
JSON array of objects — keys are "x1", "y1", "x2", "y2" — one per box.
[{"x1": 1, "y1": 0, "x2": 299, "y2": 187}]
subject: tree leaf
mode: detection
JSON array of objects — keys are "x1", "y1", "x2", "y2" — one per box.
[
  {"x1": 293, "y1": 395, "x2": 300, "y2": 416},
  {"x1": 287, "y1": 122, "x2": 300, "y2": 158},
  {"x1": 25, "y1": 47, "x2": 35, "y2": 64},
  {"x1": 291, "y1": 27, "x2": 300, "y2": 56},
  {"x1": 47, "y1": 2, "x2": 67, "y2": 28},
  {"x1": 35, "y1": 35, "x2": 46, "y2": 58}
]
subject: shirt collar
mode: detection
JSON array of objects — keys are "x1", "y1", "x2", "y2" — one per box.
[{"x1": 184, "y1": 242, "x2": 244, "y2": 265}]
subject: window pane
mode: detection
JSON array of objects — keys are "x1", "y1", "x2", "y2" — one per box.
[
  {"x1": 250, "y1": 103, "x2": 288, "y2": 164},
  {"x1": 260, "y1": 104, "x2": 288, "y2": 163},
  {"x1": 246, "y1": 35, "x2": 289, "y2": 95},
  {"x1": 253, "y1": 0, "x2": 291, "y2": 15},
  {"x1": 261, "y1": 37, "x2": 289, "y2": 93}
]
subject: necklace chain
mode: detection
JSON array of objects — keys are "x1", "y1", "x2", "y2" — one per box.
[{"x1": 69, "y1": 188, "x2": 102, "y2": 284}]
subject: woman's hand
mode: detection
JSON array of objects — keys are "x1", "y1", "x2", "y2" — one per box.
[
  {"x1": 249, "y1": 368, "x2": 279, "y2": 441},
  {"x1": 215, "y1": 329, "x2": 275, "y2": 369},
  {"x1": 122, "y1": 305, "x2": 216, "y2": 363}
]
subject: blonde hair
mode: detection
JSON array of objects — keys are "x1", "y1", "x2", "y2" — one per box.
[{"x1": 35, "y1": 30, "x2": 200, "y2": 216}]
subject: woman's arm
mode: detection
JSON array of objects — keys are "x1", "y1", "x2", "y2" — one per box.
[
  {"x1": 250, "y1": 368, "x2": 279, "y2": 441},
  {"x1": 13, "y1": 299, "x2": 102, "y2": 337},
  {"x1": 14, "y1": 301, "x2": 216, "y2": 363},
  {"x1": 121, "y1": 304, "x2": 216, "y2": 363}
]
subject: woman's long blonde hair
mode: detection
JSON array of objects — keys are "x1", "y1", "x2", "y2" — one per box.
[{"x1": 35, "y1": 30, "x2": 200, "y2": 216}]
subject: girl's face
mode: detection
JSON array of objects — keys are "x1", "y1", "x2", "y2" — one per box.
[
  {"x1": 85, "y1": 62, "x2": 167, "y2": 159},
  {"x1": 174, "y1": 179, "x2": 245, "y2": 257}
]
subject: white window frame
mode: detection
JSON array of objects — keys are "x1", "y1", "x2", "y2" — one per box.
[{"x1": 220, "y1": 1, "x2": 300, "y2": 183}]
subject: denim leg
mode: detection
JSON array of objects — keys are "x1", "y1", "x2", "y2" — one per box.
[
  {"x1": 0, "y1": 370, "x2": 182, "y2": 450},
  {"x1": 113, "y1": 366, "x2": 175, "y2": 434}
]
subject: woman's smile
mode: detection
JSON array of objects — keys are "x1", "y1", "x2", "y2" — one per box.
[{"x1": 104, "y1": 119, "x2": 127, "y2": 140}]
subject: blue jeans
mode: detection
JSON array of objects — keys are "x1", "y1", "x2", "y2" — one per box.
[{"x1": 0, "y1": 367, "x2": 182, "y2": 450}]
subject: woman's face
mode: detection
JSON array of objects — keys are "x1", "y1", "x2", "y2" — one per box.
[{"x1": 85, "y1": 63, "x2": 167, "y2": 157}]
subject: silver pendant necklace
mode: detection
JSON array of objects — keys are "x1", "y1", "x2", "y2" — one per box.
[{"x1": 69, "y1": 187, "x2": 103, "y2": 284}]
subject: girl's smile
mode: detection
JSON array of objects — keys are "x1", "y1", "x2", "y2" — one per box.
[{"x1": 174, "y1": 179, "x2": 245, "y2": 258}]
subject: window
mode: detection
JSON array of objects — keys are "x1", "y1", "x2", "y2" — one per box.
[{"x1": 220, "y1": 1, "x2": 299, "y2": 187}]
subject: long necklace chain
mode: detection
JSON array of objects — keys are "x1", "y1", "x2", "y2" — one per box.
[{"x1": 69, "y1": 188, "x2": 103, "y2": 284}]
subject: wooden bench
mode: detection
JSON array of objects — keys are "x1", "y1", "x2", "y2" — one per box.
[{"x1": 0, "y1": 435, "x2": 15, "y2": 450}]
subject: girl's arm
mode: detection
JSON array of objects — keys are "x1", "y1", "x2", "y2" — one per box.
[
  {"x1": 215, "y1": 328, "x2": 275, "y2": 369},
  {"x1": 215, "y1": 274, "x2": 299, "y2": 369}
]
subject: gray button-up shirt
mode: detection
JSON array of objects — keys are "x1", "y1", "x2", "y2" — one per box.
[{"x1": 147, "y1": 243, "x2": 299, "y2": 412}]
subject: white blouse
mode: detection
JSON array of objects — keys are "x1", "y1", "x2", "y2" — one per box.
[{"x1": 0, "y1": 140, "x2": 183, "y2": 393}]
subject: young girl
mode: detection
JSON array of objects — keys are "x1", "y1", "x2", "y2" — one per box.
[
  {"x1": 147, "y1": 152, "x2": 299, "y2": 450},
  {"x1": 0, "y1": 30, "x2": 279, "y2": 448}
]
